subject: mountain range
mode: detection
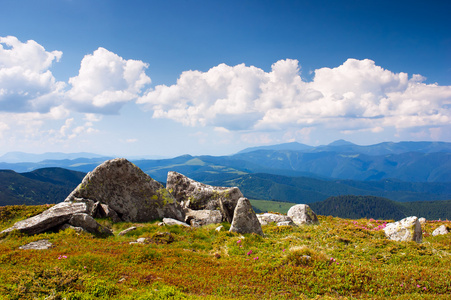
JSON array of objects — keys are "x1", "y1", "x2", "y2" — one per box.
[{"x1": 1, "y1": 140, "x2": 450, "y2": 219}]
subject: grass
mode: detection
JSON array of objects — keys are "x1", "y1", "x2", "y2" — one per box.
[
  {"x1": 0, "y1": 205, "x2": 450, "y2": 299},
  {"x1": 250, "y1": 199, "x2": 294, "y2": 214}
]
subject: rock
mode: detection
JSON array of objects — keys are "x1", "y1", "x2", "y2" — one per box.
[
  {"x1": 118, "y1": 226, "x2": 138, "y2": 236},
  {"x1": 68, "y1": 213, "x2": 113, "y2": 236},
  {"x1": 1, "y1": 200, "x2": 94, "y2": 235},
  {"x1": 162, "y1": 218, "x2": 190, "y2": 227},
  {"x1": 167, "y1": 171, "x2": 242, "y2": 223},
  {"x1": 19, "y1": 239, "x2": 53, "y2": 250},
  {"x1": 215, "y1": 225, "x2": 224, "y2": 232},
  {"x1": 185, "y1": 208, "x2": 223, "y2": 227},
  {"x1": 287, "y1": 204, "x2": 319, "y2": 225},
  {"x1": 432, "y1": 225, "x2": 449, "y2": 236},
  {"x1": 136, "y1": 237, "x2": 146, "y2": 243},
  {"x1": 95, "y1": 203, "x2": 122, "y2": 223},
  {"x1": 383, "y1": 216, "x2": 422, "y2": 243},
  {"x1": 65, "y1": 158, "x2": 184, "y2": 223},
  {"x1": 257, "y1": 213, "x2": 294, "y2": 226},
  {"x1": 419, "y1": 217, "x2": 426, "y2": 225},
  {"x1": 277, "y1": 221, "x2": 294, "y2": 226},
  {"x1": 229, "y1": 197, "x2": 264, "y2": 236}
]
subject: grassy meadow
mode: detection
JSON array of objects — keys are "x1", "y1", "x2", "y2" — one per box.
[{"x1": 0, "y1": 204, "x2": 450, "y2": 299}]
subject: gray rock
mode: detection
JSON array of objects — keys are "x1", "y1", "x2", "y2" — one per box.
[
  {"x1": 19, "y1": 239, "x2": 53, "y2": 250},
  {"x1": 1, "y1": 200, "x2": 94, "y2": 235},
  {"x1": 257, "y1": 213, "x2": 294, "y2": 226},
  {"x1": 287, "y1": 204, "x2": 319, "y2": 225},
  {"x1": 432, "y1": 225, "x2": 449, "y2": 236},
  {"x1": 215, "y1": 225, "x2": 224, "y2": 232},
  {"x1": 167, "y1": 171, "x2": 242, "y2": 223},
  {"x1": 185, "y1": 208, "x2": 223, "y2": 227},
  {"x1": 419, "y1": 217, "x2": 426, "y2": 225},
  {"x1": 277, "y1": 221, "x2": 294, "y2": 226},
  {"x1": 162, "y1": 218, "x2": 190, "y2": 227},
  {"x1": 94, "y1": 203, "x2": 122, "y2": 223},
  {"x1": 68, "y1": 213, "x2": 113, "y2": 236},
  {"x1": 229, "y1": 197, "x2": 264, "y2": 236},
  {"x1": 383, "y1": 216, "x2": 422, "y2": 243},
  {"x1": 136, "y1": 237, "x2": 146, "y2": 243},
  {"x1": 118, "y1": 226, "x2": 138, "y2": 236},
  {"x1": 65, "y1": 158, "x2": 185, "y2": 223}
]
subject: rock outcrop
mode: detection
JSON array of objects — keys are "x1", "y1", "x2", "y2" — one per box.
[
  {"x1": 257, "y1": 213, "x2": 295, "y2": 226},
  {"x1": 287, "y1": 204, "x2": 319, "y2": 225},
  {"x1": 19, "y1": 239, "x2": 53, "y2": 250},
  {"x1": 67, "y1": 213, "x2": 112, "y2": 236},
  {"x1": 185, "y1": 208, "x2": 223, "y2": 227},
  {"x1": 65, "y1": 158, "x2": 184, "y2": 222},
  {"x1": 167, "y1": 171, "x2": 242, "y2": 223},
  {"x1": 229, "y1": 197, "x2": 263, "y2": 236},
  {"x1": 432, "y1": 225, "x2": 449, "y2": 236},
  {"x1": 383, "y1": 216, "x2": 422, "y2": 243},
  {"x1": 1, "y1": 200, "x2": 96, "y2": 235},
  {"x1": 162, "y1": 218, "x2": 190, "y2": 227}
]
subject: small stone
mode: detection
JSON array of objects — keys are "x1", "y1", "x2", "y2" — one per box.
[
  {"x1": 19, "y1": 239, "x2": 53, "y2": 250},
  {"x1": 136, "y1": 238, "x2": 146, "y2": 243},
  {"x1": 418, "y1": 217, "x2": 426, "y2": 225},
  {"x1": 118, "y1": 226, "x2": 137, "y2": 236},
  {"x1": 215, "y1": 225, "x2": 224, "y2": 232},
  {"x1": 163, "y1": 218, "x2": 190, "y2": 227}
]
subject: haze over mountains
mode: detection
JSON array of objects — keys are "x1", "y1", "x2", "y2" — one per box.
[{"x1": 1, "y1": 140, "x2": 450, "y2": 219}]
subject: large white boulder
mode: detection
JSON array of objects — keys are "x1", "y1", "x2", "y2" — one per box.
[
  {"x1": 287, "y1": 204, "x2": 319, "y2": 225},
  {"x1": 383, "y1": 216, "x2": 422, "y2": 243}
]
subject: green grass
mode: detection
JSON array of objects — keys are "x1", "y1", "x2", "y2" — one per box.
[
  {"x1": 250, "y1": 199, "x2": 294, "y2": 214},
  {"x1": 1, "y1": 205, "x2": 450, "y2": 299}
]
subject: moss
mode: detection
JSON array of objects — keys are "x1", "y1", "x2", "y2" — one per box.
[{"x1": 157, "y1": 188, "x2": 174, "y2": 205}]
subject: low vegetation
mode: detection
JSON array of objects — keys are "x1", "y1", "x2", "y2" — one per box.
[{"x1": 1, "y1": 205, "x2": 450, "y2": 299}]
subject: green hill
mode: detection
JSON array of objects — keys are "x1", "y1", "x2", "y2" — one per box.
[{"x1": 0, "y1": 168, "x2": 85, "y2": 206}]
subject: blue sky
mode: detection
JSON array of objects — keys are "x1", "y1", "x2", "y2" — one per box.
[{"x1": 0, "y1": 0, "x2": 450, "y2": 158}]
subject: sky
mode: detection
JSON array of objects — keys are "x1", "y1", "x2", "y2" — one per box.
[{"x1": 0, "y1": 0, "x2": 450, "y2": 158}]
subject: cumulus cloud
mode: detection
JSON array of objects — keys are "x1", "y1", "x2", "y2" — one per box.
[
  {"x1": 0, "y1": 36, "x2": 65, "y2": 113},
  {"x1": 138, "y1": 58, "x2": 451, "y2": 135},
  {"x1": 66, "y1": 47, "x2": 151, "y2": 114}
]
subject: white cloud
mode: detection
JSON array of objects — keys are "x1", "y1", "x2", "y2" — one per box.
[
  {"x1": 66, "y1": 47, "x2": 151, "y2": 114},
  {"x1": 0, "y1": 36, "x2": 65, "y2": 113},
  {"x1": 138, "y1": 58, "x2": 451, "y2": 137}
]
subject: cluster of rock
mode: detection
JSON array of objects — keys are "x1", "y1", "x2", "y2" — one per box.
[
  {"x1": 6, "y1": 157, "x2": 445, "y2": 245},
  {"x1": 3, "y1": 158, "x2": 318, "y2": 237}
]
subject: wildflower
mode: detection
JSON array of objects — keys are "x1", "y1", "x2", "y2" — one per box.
[
  {"x1": 423, "y1": 287, "x2": 427, "y2": 290},
  {"x1": 237, "y1": 240, "x2": 241, "y2": 244},
  {"x1": 417, "y1": 285, "x2": 421, "y2": 288},
  {"x1": 400, "y1": 284, "x2": 403, "y2": 287},
  {"x1": 247, "y1": 250, "x2": 252, "y2": 256},
  {"x1": 282, "y1": 249, "x2": 285, "y2": 252},
  {"x1": 254, "y1": 257, "x2": 259, "y2": 260},
  {"x1": 84, "y1": 266, "x2": 87, "y2": 269}
]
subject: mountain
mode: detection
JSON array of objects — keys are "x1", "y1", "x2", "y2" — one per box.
[
  {"x1": 208, "y1": 173, "x2": 451, "y2": 204},
  {"x1": 0, "y1": 151, "x2": 107, "y2": 163},
  {"x1": 0, "y1": 168, "x2": 85, "y2": 206},
  {"x1": 309, "y1": 195, "x2": 451, "y2": 220},
  {"x1": 237, "y1": 142, "x2": 313, "y2": 154}
]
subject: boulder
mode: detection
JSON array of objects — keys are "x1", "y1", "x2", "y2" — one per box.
[
  {"x1": 419, "y1": 217, "x2": 426, "y2": 225},
  {"x1": 65, "y1": 158, "x2": 184, "y2": 223},
  {"x1": 257, "y1": 213, "x2": 294, "y2": 226},
  {"x1": 0, "y1": 199, "x2": 94, "y2": 235},
  {"x1": 432, "y1": 225, "x2": 449, "y2": 236},
  {"x1": 68, "y1": 213, "x2": 113, "y2": 236},
  {"x1": 185, "y1": 208, "x2": 223, "y2": 227},
  {"x1": 229, "y1": 197, "x2": 263, "y2": 236},
  {"x1": 167, "y1": 171, "x2": 242, "y2": 223},
  {"x1": 19, "y1": 239, "x2": 53, "y2": 250},
  {"x1": 287, "y1": 204, "x2": 319, "y2": 225},
  {"x1": 162, "y1": 218, "x2": 190, "y2": 227},
  {"x1": 383, "y1": 216, "x2": 422, "y2": 243}
]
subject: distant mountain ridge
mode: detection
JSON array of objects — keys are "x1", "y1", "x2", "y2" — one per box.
[{"x1": 0, "y1": 151, "x2": 109, "y2": 163}]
